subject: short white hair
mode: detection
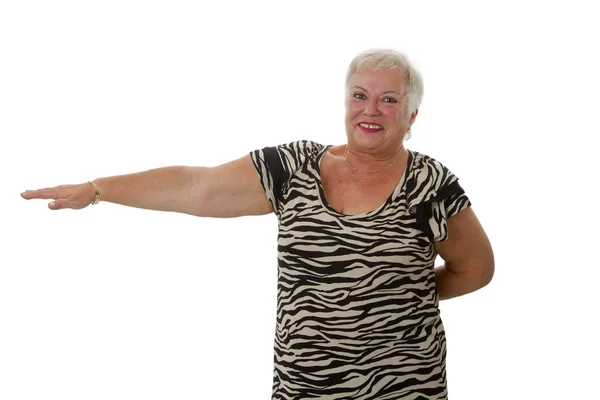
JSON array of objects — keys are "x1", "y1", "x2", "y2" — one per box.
[{"x1": 346, "y1": 49, "x2": 424, "y2": 119}]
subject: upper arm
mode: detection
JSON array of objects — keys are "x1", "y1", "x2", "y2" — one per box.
[
  {"x1": 434, "y1": 207, "x2": 495, "y2": 283},
  {"x1": 184, "y1": 154, "x2": 273, "y2": 218}
]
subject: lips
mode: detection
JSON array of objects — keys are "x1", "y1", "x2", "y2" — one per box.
[{"x1": 358, "y1": 122, "x2": 383, "y2": 134}]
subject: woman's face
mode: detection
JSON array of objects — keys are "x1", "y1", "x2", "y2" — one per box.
[{"x1": 345, "y1": 69, "x2": 416, "y2": 154}]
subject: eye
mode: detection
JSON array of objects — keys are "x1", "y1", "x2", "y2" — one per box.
[
  {"x1": 383, "y1": 97, "x2": 398, "y2": 103},
  {"x1": 353, "y1": 92, "x2": 366, "y2": 100}
]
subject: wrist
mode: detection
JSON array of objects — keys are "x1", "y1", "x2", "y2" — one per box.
[{"x1": 88, "y1": 181, "x2": 101, "y2": 205}]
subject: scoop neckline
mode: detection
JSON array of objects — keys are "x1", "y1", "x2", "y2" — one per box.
[{"x1": 314, "y1": 145, "x2": 414, "y2": 219}]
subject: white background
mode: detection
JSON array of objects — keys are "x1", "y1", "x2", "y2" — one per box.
[{"x1": 1, "y1": 1, "x2": 598, "y2": 399}]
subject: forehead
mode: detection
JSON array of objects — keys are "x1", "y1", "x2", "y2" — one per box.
[{"x1": 349, "y1": 69, "x2": 406, "y2": 93}]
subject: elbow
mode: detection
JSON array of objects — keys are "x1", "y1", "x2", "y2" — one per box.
[
  {"x1": 177, "y1": 166, "x2": 214, "y2": 217},
  {"x1": 471, "y1": 244, "x2": 495, "y2": 289},
  {"x1": 481, "y1": 264, "x2": 494, "y2": 288},
  {"x1": 478, "y1": 255, "x2": 495, "y2": 289},
  {"x1": 459, "y1": 258, "x2": 495, "y2": 292}
]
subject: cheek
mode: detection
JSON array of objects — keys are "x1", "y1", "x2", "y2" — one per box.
[
  {"x1": 346, "y1": 102, "x2": 362, "y2": 119},
  {"x1": 380, "y1": 108, "x2": 397, "y2": 122},
  {"x1": 387, "y1": 108, "x2": 405, "y2": 124},
  {"x1": 345, "y1": 111, "x2": 358, "y2": 127}
]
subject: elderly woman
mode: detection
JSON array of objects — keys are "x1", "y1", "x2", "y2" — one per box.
[{"x1": 22, "y1": 49, "x2": 494, "y2": 399}]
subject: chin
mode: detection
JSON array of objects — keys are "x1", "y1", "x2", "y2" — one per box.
[
  {"x1": 351, "y1": 136, "x2": 382, "y2": 151},
  {"x1": 356, "y1": 129, "x2": 386, "y2": 142}
]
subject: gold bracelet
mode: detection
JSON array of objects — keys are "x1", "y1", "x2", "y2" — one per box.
[{"x1": 88, "y1": 181, "x2": 101, "y2": 205}]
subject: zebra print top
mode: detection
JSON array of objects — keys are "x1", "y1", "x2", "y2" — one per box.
[{"x1": 250, "y1": 140, "x2": 471, "y2": 400}]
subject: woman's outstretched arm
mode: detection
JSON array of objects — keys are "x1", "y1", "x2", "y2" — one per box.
[{"x1": 21, "y1": 154, "x2": 273, "y2": 218}]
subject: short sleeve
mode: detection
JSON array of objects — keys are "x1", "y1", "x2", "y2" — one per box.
[
  {"x1": 249, "y1": 140, "x2": 321, "y2": 217},
  {"x1": 407, "y1": 153, "x2": 472, "y2": 242},
  {"x1": 427, "y1": 180, "x2": 472, "y2": 242}
]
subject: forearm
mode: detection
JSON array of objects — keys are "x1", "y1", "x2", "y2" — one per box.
[
  {"x1": 93, "y1": 166, "x2": 204, "y2": 213},
  {"x1": 434, "y1": 263, "x2": 492, "y2": 301}
]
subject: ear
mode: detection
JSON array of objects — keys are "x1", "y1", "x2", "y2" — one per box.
[{"x1": 409, "y1": 109, "x2": 419, "y2": 126}]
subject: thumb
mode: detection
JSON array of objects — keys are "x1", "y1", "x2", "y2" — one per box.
[
  {"x1": 48, "y1": 201, "x2": 64, "y2": 210},
  {"x1": 49, "y1": 199, "x2": 88, "y2": 210}
]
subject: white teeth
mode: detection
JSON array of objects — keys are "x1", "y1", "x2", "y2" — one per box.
[{"x1": 360, "y1": 123, "x2": 382, "y2": 129}]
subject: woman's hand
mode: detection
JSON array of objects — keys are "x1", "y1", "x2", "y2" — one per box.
[{"x1": 21, "y1": 183, "x2": 96, "y2": 210}]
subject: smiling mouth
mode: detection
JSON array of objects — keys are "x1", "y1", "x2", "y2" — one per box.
[
  {"x1": 358, "y1": 122, "x2": 383, "y2": 133},
  {"x1": 359, "y1": 123, "x2": 383, "y2": 130}
]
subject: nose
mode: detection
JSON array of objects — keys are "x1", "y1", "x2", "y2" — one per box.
[{"x1": 363, "y1": 97, "x2": 380, "y2": 116}]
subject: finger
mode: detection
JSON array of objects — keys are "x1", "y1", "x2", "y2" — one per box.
[
  {"x1": 21, "y1": 191, "x2": 37, "y2": 199},
  {"x1": 20, "y1": 190, "x2": 40, "y2": 199},
  {"x1": 21, "y1": 188, "x2": 57, "y2": 200}
]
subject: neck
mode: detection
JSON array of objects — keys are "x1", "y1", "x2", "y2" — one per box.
[
  {"x1": 346, "y1": 145, "x2": 405, "y2": 162},
  {"x1": 341, "y1": 144, "x2": 406, "y2": 175}
]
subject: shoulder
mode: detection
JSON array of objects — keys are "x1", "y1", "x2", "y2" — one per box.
[
  {"x1": 410, "y1": 150, "x2": 459, "y2": 187},
  {"x1": 251, "y1": 140, "x2": 328, "y2": 181},
  {"x1": 277, "y1": 140, "x2": 327, "y2": 158},
  {"x1": 411, "y1": 150, "x2": 453, "y2": 175},
  {"x1": 251, "y1": 140, "x2": 326, "y2": 164},
  {"x1": 406, "y1": 150, "x2": 463, "y2": 208},
  {"x1": 264, "y1": 140, "x2": 327, "y2": 170}
]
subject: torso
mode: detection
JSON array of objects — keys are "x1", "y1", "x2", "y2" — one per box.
[
  {"x1": 249, "y1": 140, "x2": 455, "y2": 397},
  {"x1": 319, "y1": 145, "x2": 410, "y2": 215}
]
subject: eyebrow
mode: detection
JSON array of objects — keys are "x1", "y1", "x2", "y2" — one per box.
[{"x1": 351, "y1": 86, "x2": 402, "y2": 95}]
